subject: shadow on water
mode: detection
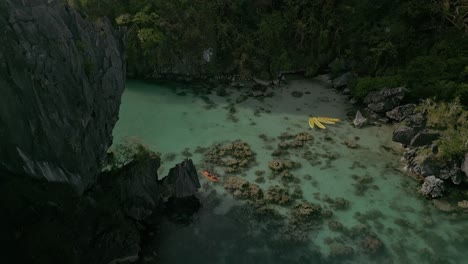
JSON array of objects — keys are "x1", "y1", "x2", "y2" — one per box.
[
  {"x1": 125, "y1": 78, "x2": 351, "y2": 118},
  {"x1": 154, "y1": 187, "x2": 400, "y2": 264}
]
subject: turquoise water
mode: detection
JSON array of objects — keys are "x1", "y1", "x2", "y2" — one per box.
[{"x1": 113, "y1": 78, "x2": 468, "y2": 263}]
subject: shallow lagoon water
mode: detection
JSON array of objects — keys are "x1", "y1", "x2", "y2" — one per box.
[{"x1": 114, "y1": 78, "x2": 468, "y2": 263}]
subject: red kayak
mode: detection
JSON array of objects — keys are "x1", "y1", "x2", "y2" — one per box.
[{"x1": 201, "y1": 170, "x2": 219, "y2": 182}]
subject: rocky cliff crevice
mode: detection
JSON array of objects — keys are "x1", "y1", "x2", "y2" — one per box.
[{"x1": 0, "y1": 0, "x2": 126, "y2": 193}]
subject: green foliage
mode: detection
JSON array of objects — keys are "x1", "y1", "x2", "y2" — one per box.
[
  {"x1": 419, "y1": 100, "x2": 468, "y2": 161},
  {"x1": 351, "y1": 75, "x2": 404, "y2": 99},
  {"x1": 439, "y1": 129, "x2": 468, "y2": 161},
  {"x1": 72, "y1": 0, "x2": 467, "y2": 99}
]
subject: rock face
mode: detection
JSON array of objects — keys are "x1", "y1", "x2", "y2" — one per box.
[
  {"x1": 364, "y1": 87, "x2": 407, "y2": 113},
  {"x1": 99, "y1": 155, "x2": 161, "y2": 221},
  {"x1": 420, "y1": 176, "x2": 445, "y2": 198},
  {"x1": 0, "y1": 0, "x2": 126, "y2": 192},
  {"x1": 161, "y1": 159, "x2": 201, "y2": 198}
]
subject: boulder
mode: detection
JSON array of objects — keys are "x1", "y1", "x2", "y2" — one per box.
[
  {"x1": 161, "y1": 159, "x2": 201, "y2": 198},
  {"x1": 392, "y1": 126, "x2": 417, "y2": 146},
  {"x1": 385, "y1": 104, "x2": 417, "y2": 121},
  {"x1": 410, "y1": 131, "x2": 440, "y2": 147},
  {"x1": 420, "y1": 176, "x2": 445, "y2": 198},
  {"x1": 353, "y1": 110, "x2": 368, "y2": 128},
  {"x1": 364, "y1": 87, "x2": 407, "y2": 113},
  {"x1": 406, "y1": 113, "x2": 427, "y2": 130},
  {"x1": 332, "y1": 72, "x2": 353, "y2": 88},
  {"x1": 438, "y1": 164, "x2": 463, "y2": 185}
]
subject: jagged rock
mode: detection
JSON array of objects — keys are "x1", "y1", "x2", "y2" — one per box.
[
  {"x1": 386, "y1": 104, "x2": 417, "y2": 121},
  {"x1": 353, "y1": 110, "x2": 368, "y2": 128},
  {"x1": 161, "y1": 159, "x2": 201, "y2": 198},
  {"x1": 420, "y1": 176, "x2": 445, "y2": 198},
  {"x1": 439, "y1": 165, "x2": 463, "y2": 185},
  {"x1": 411, "y1": 155, "x2": 442, "y2": 177},
  {"x1": 406, "y1": 113, "x2": 427, "y2": 130},
  {"x1": 462, "y1": 153, "x2": 468, "y2": 179},
  {"x1": 332, "y1": 72, "x2": 353, "y2": 88},
  {"x1": 392, "y1": 126, "x2": 417, "y2": 146},
  {"x1": 0, "y1": 0, "x2": 126, "y2": 192},
  {"x1": 364, "y1": 87, "x2": 407, "y2": 113},
  {"x1": 410, "y1": 131, "x2": 440, "y2": 147}
]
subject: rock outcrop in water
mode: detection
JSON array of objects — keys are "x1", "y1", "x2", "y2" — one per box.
[
  {"x1": 0, "y1": 0, "x2": 126, "y2": 193},
  {"x1": 161, "y1": 158, "x2": 201, "y2": 198}
]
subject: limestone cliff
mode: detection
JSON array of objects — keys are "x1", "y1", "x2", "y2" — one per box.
[{"x1": 0, "y1": 0, "x2": 126, "y2": 192}]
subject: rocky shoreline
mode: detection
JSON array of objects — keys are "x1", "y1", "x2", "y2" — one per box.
[{"x1": 330, "y1": 72, "x2": 468, "y2": 202}]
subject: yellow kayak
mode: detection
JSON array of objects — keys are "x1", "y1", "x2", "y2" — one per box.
[
  {"x1": 312, "y1": 117, "x2": 326, "y2": 129},
  {"x1": 308, "y1": 117, "x2": 315, "y2": 128},
  {"x1": 308, "y1": 116, "x2": 340, "y2": 129}
]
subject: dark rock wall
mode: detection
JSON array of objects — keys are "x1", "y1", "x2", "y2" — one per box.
[{"x1": 0, "y1": 0, "x2": 126, "y2": 192}]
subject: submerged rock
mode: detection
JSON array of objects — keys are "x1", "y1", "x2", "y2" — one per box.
[
  {"x1": 329, "y1": 242, "x2": 354, "y2": 257},
  {"x1": 0, "y1": 0, "x2": 126, "y2": 192},
  {"x1": 223, "y1": 176, "x2": 263, "y2": 201},
  {"x1": 360, "y1": 236, "x2": 383, "y2": 254},
  {"x1": 291, "y1": 202, "x2": 322, "y2": 224},
  {"x1": 264, "y1": 185, "x2": 290, "y2": 205},
  {"x1": 203, "y1": 140, "x2": 255, "y2": 173},
  {"x1": 420, "y1": 176, "x2": 445, "y2": 198}
]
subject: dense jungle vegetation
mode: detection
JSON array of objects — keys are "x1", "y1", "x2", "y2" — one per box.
[
  {"x1": 69, "y1": 0, "x2": 467, "y2": 161},
  {"x1": 70, "y1": 0, "x2": 467, "y2": 104}
]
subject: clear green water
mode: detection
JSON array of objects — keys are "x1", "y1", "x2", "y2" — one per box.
[{"x1": 113, "y1": 78, "x2": 468, "y2": 264}]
